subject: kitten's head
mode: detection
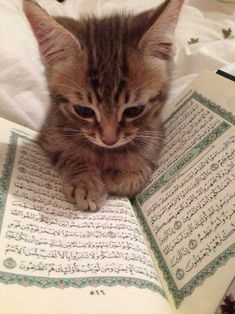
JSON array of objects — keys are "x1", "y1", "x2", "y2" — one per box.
[{"x1": 24, "y1": 0, "x2": 184, "y2": 149}]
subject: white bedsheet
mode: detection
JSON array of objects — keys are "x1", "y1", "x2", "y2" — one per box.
[{"x1": 0, "y1": 0, "x2": 235, "y2": 130}]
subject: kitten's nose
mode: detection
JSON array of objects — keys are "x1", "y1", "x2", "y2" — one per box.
[
  {"x1": 101, "y1": 131, "x2": 118, "y2": 145},
  {"x1": 100, "y1": 119, "x2": 119, "y2": 146},
  {"x1": 102, "y1": 138, "x2": 118, "y2": 146}
]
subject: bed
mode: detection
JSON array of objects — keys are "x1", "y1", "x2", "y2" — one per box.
[{"x1": 0, "y1": 0, "x2": 234, "y2": 130}]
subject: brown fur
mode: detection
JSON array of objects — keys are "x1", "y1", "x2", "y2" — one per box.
[{"x1": 24, "y1": 0, "x2": 184, "y2": 211}]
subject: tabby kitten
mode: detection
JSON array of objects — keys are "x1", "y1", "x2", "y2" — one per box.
[{"x1": 24, "y1": 0, "x2": 184, "y2": 211}]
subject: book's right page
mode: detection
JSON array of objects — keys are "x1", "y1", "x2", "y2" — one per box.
[{"x1": 135, "y1": 70, "x2": 235, "y2": 314}]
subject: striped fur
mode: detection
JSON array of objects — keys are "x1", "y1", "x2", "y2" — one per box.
[{"x1": 24, "y1": 0, "x2": 184, "y2": 211}]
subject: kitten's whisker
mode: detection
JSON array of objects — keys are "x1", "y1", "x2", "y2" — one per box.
[
  {"x1": 138, "y1": 129, "x2": 162, "y2": 134},
  {"x1": 134, "y1": 138, "x2": 163, "y2": 151}
]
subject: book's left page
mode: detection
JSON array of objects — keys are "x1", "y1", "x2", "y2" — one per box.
[{"x1": 0, "y1": 118, "x2": 171, "y2": 314}]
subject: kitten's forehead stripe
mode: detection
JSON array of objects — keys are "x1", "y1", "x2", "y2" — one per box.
[
  {"x1": 85, "y1": 22, "x2": 94, "y2": 73},
  {"x1": 134, "y1": 91, "x2": 141, "y2": 103},
  {"x1": 82, "y1": 15, "x2": 130, "y2": 104},
  {"x1": 87, "y1": 93, "x2": 92, "y2": 103},
  {"x1": 114, "y1": 79, "x2": 127, "y2": 103},
  {"x1": 120, "y1": 20, "x2": 129, "y2": 77},
  {"x1": 91, "y1": 78, "x2": 102, "y2": 103},
  {"x1": 125, "y1": 92, "x2": 130, "y2": 104}
]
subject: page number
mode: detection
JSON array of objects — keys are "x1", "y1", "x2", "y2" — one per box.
[{"x1": 90, "y1": 290, "x2": 105, "y2": 296}]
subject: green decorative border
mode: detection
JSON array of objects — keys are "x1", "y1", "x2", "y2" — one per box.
[
  {"x1": 135, "y1": 91, "x2": 235, "y2": 306},
  {"x1": 193, "y1": 91, "x2": 235, "y2": 126},
  {"x1": 164, "y1": 91, "x2": 235, "y2": 126},
  {"x1": 0, "y1": 132, "x2": 17, "y2": 231},
  {"x1": 133, "y1": 200, "x2": 235, "y2": 307},
  {"x1": 0, "y1": 132, "x2": 164, "y2": 296},
  {"x1": 138, "y1": 121, "x2": 230, "y2": 204},
  {"x1": 0, "y1": 272, "x2": 164, "y2": 295}
]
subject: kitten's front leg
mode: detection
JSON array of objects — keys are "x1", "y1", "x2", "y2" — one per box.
[
  {"x1": 61, "y1": 166, "x2": 107, "y2": 211},
  {"x1": 103, "y1": 163, "x2": 153, "y2": 197}
]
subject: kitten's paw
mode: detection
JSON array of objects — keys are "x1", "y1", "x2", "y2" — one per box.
[{"x1": 63, "y1": 175, "x2": 107, "y2": 211}]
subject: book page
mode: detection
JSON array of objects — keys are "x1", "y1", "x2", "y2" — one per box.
[
  {"x1": 135, "y1": 71, "x2": 235, "y2": 314},
  {"x1": 0, "y1": 118, "x2": 171, "y2": 314}
]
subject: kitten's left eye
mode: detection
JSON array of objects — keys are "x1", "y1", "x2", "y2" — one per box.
[
  {"x1": 123, "y1": 105, "x2": 144, "y2": 119},
  {"x1": 74, "y1": 105, "x2": 95, "y2": 119}
]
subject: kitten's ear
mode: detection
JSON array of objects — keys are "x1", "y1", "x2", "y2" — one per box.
[
  {"x1": 24, "y1": 1, "x2": 81, "y2": 67},
  {"x1": 138, "y1": 0, "x2": 184, "y2": 60}
]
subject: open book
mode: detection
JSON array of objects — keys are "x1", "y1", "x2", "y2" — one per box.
[{"x1": 0, "y1": 70, "x2": 234, "y2": 314}]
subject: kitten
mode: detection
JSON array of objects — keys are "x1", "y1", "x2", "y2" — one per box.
[{"x1": 24, "y1": 0, "x2": 184, "y2": 211}]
